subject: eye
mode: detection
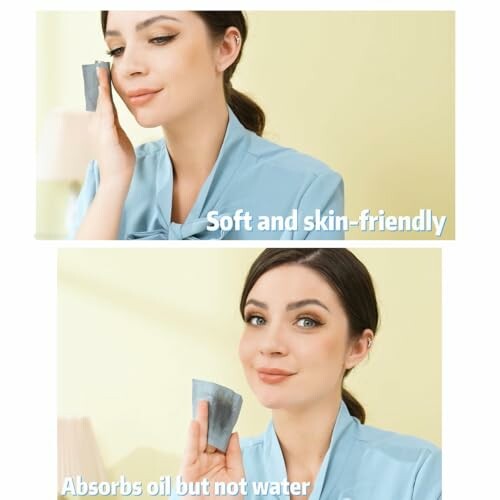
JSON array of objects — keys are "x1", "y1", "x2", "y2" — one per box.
[
  {"x1": 246, "y1": 315, "x2": 266, "y2": 327},
  {"x1": 106, "y1": 34, "x2": 178, "y2": 58},
  {"x1": 296, "y1": 317, "x2": 319, "y2": 329},
  {"x1": 106, "y1": 46, "x2": 124, "y2": 58},
  {"x1": 150, "y1": 35, "x2": 178, "y2": 45}
]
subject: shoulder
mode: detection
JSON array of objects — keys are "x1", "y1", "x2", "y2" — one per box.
[
  {"x1": 356, "y1": 422, "x2": 440, "y2": 459},
  {"x1": 341, "y1": 419, "x2": 441, "y2": 498},
  {"x1": 246, "y1": 133, "x2": 342, "y2": 184},
  {"x1": 328, "y1": 420, "x2": 441, "y2": 499},
  {"x1": 352, "y1": 421, "x2": 441, "y2": 487}
]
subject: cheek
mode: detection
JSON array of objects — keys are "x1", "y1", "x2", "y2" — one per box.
[
  {"x1": 111, "y1": 64, "x2": 135, "y2": 103},
  {"x1": 238, "y1": 332, "x2": 255, "y2": 369},
  {"x1": 110, "y1": 67, "x2": 124, "y2": 98},
  {"x1": 301, "y1": 334, "x2": 347, "y2": 374},
  {"x1": 151, "y1": 50, "x2": 178, "y2": 76},
  {"x1": 179, "y1": 38, "x2": 217, "y2": 82}
]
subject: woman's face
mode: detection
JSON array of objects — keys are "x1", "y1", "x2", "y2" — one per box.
[
  {"x1": 105, "y1": 11, "x2": 222, "y2": 128},
  {"x1": 239, "y1": 264, "x2": 359, "y2": 411}
]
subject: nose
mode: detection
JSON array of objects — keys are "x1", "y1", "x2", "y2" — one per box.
[
  {"x1": 115, "y1": 44, "x2": 149, "y2": 79},
  {"x1": 259, "y1": 322, "x2": 288, "y2": 357}
]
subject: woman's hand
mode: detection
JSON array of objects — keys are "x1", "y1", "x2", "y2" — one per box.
[
  {"x1": 76, "y1": 66, "x2": 135, "y2": 239},
  {"x1": 179, "y1": 400, "x2": 245, "y2": 500},
  {"x1": 90, "y1": 65, "x2": 136, "y2": 189}
]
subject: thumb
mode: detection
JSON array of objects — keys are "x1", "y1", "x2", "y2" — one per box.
[{"x1": 226, "y1": 432, "x2": 244, "y2": 475}]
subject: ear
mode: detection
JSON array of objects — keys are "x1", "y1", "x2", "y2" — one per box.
[
  {"x1": 214, "y1": 27, "x2": 242, "y2": 73},
  {"x1": 345, "y1": 329, "x2": 375, "y2": 370}
]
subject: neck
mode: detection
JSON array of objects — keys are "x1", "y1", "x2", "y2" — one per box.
[
  {"x1": 272, "y1": 394, "x2": 342, "y2": 480},
  {"x1": 161, "y1": 96, "x2": 229, "y2": 183}
]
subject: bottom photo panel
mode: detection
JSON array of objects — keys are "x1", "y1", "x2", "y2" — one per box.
[{"x1": 58, "y1": 248, "x2": 441, "y2": 500}]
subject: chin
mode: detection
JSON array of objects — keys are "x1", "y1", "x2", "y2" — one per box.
[
  {"x1": 133, "y1": 112, "x2": 165, "y2": 129},
  {"x1": 253, "y1": 386, "x2": 293, "y2": 410},
  {"x1": 257, "y1": 396, "x2": 286, "y2": 410}
]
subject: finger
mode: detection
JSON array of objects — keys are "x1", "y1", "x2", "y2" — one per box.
[
  {"x1": 96, "y1": 66, "x2": 115, "y2": 125},
  {"x1": 96, "y1": 67, "x2": 111, "y2": 108},
  {"x1": 112, "y1": 100, "x2": 119, "y2": 121},
  {"x1": 225, "y1": 432, "x2": 244, "y2": 474},
  {"x1": 196, "y1": 400, "x2": 209, "y2": 454},
  {"x1": 96, "y1": 65, "x2": 111, "y2": 94},
  {"x1": 98, "y1": 67, "x2": 121, "y2": 127},
  {"x1": 181, "y1": 420, "x2": 200, "y2": 468}
]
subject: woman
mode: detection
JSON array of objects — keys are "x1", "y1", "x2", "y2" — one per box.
[
  {"x1": 70, "y1": 12, "x2": 344, "y2": 240},
  {"x1": 177, "y1": 249, "x2": 441, "y2": 499}
]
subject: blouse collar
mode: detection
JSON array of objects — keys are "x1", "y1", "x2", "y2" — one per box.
[
  {"x1": 152, "y1": 106, "x2": 250, "y2": 235},
  {"x1": 262, "y1": 401, "x2": 357, "y2": 500}
]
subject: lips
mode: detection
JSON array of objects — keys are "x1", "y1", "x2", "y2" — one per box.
[
  {"x1": 256, "y1": 367, "x2": 295, "y2": 384},
  {"x1": 126, "y1": 88, "x2": 163, "y2": 105}
]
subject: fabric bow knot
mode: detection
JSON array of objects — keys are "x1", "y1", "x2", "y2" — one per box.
[{"x1": 126, "y1": 215, "x2": 226, "y2": 240}]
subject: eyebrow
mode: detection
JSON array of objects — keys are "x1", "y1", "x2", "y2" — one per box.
[
  {"x1": 287, "y1": 299, "x2": 330, "y2": 312},
  {"x1": 105, "y1": 15, "x2": 181, "y2": 38},
  {"x1": 244, "y1": 298, "x2": 330, "y2": 312},
  {"x1": 245, "y1": 299, "x2": 267, "y2": 309}
]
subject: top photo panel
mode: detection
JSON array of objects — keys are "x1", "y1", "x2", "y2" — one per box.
[{"x1": 36, "y1": 11, "x2": 454, "y2": 240}]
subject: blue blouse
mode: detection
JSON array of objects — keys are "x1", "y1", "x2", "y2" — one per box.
[
  {"x1": 241, "y1": 402, "x2": 441, "y2": 500},
  {"x1": 68, "y1": 108, "x2": 344, "y2": 240}
]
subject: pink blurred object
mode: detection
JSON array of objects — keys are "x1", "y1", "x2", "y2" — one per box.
[
  {"x1": 57, "y1": 417, "x2": 106, "y2": 494},
  {"x1": 37, "y1": 109, "x2": 96, "y2": 182}
]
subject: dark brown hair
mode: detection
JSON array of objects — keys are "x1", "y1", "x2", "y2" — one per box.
[
  {"x1": 240, "y1": 249, "x2": 379, "y2": 424},
  {"x1": 100, "y1": 11, "x2": 265, "y2": 136}
]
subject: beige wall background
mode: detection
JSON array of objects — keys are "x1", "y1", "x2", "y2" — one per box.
[
  {"x1": 58, "y1": 248, "x2": 441, "y2": 497},
  {"x1": 38, "y1": 11, "x2": 454, "y2": 239}
]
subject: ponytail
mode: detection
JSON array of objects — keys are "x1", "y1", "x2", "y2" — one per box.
[
  {"x1": 197, "y1": 11, "x2": 267, "y2": 136},
  {"x1": 226, "y1": 85, "x2": 266, "y2": 136},
  {"x1": 342, "y1": 387, "x2": 366, "y2": 423}
]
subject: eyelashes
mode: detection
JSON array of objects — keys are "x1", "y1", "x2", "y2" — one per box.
[
  {"x1": 244, "y1": 313, "x2": 324, "y2": 330},
  {"x1": 296, "y1": 317, "x2": 321, "y2": 328},
  {"x1": 106, "y1": 47, "x2": 123, "y2": 58},
  {"x1": 106, "y1": 34, "x2": 179, "y2": 58},
  {"x1": 244, "y1": 314, "x2": 266, "y2": 326}
]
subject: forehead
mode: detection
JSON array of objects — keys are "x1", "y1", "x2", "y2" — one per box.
[
  {"x1": 105, "y1": 11, "x2": 196, "y2": 32},
  {"x1": 248, "y1": 264, "x2": 341, "y2": 307}
]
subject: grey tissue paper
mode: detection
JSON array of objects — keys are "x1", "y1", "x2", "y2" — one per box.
[
  {"x1": 82, "y1": 61, "x2": 111, "y2": 112},
  {"x1": 192, "y1": 379, "x2": 243, "y2": 453}
]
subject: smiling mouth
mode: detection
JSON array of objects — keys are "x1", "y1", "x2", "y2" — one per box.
[
  {"x1": 128, "y1": 89, "x2": 162, "y2": 105},
  {"x1": 257, "y1": 369, "x2": 295, "y2": 385}
]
